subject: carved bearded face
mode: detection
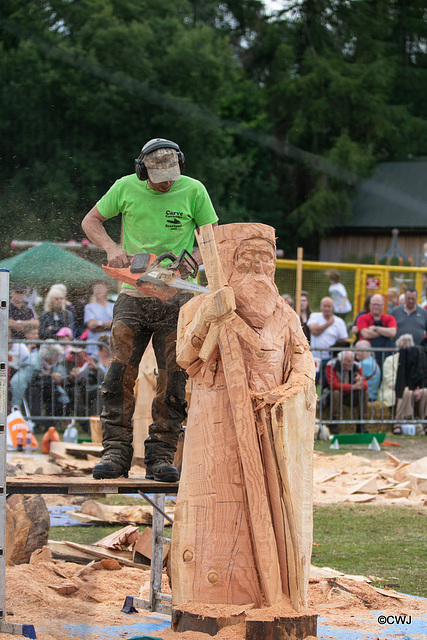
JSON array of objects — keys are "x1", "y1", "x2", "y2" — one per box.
[{"x1": 228, "y1": 238, "x2": 278, "y2": 328}]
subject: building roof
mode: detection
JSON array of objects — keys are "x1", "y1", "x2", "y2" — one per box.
[{"x1": 344, "y1": 160, "x2": 427, "y2": 229}]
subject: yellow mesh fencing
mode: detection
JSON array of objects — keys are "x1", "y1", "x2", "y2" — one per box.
[{"x1": 276, "y1": 259, "x2": 427, "y2": 321}]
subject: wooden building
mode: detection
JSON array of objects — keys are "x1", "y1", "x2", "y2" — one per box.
[{"x1": 319, "y1": 160, "x2": 427, "y2": 265}]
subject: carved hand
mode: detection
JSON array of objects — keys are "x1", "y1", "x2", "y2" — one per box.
[{"x1": 199, "y1": 286, "x2": 236, "y2": 323}]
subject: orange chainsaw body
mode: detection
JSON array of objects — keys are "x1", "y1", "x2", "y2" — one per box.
[{"x1": 103, "y1": 254, "x2": 179, "y2": 301}]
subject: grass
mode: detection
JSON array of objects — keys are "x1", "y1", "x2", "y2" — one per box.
[{"x1": 312, "y1": 503, "x2": 427, "y2": 597}]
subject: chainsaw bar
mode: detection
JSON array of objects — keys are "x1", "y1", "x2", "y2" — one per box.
[{"x1": 137, "y1": 270, "x2": 209, "y2": 294}]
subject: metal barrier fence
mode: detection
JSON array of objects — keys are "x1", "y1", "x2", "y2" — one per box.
[
  {"x1": 8, "y1": 340, "x2": 427, "y2": 435},
  {"x1": 315, "y1": 346, "x2": 427, "y2": 433},
  {"x1": 8, "y1": 339, "x2": 109, "y2": 431}
]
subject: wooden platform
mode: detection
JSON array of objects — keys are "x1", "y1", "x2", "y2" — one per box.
[{"x1": 6, "y1": 474, "x2": 178, "y2": 495}]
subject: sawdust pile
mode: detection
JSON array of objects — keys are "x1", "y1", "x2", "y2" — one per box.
[
  {"x1": 4, "y1": 560, "x2": 152, "y2": 639},
  {"x1": 3, "y1": 559, "x2": 426, "y2": 640},
  {"x1": 313, "y1": 451, "x2": 427, "y2": 505}
]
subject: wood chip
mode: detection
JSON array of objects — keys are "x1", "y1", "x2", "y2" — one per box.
[
  {"x1": 372, "y1": 586, "x2": 404, "y2": 599},
  {"x1": 48, "y1": 583, "x2": 78, "y2": 595}
]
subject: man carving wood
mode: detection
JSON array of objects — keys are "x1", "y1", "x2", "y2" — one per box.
[{"x1": 171, "y1": 223, "x2": 316, "y2": 617}]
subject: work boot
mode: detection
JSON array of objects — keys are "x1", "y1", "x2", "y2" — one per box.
[
  {"x1": 92, "y1": 458, "x2": 129, "y2": 480},
  {"x1": 145, "y1": 459, "x2": 179, "y2": 483}
]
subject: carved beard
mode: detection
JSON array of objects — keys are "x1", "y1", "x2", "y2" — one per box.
[{"x1": 230, "y1": 273, "x2": 278, "y2": 328}]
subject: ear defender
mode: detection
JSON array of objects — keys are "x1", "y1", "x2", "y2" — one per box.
[{"x1": 135, "y1": 138, "x2": 185, "y2": 181}]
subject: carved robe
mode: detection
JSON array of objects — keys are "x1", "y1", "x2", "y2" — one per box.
[{"x1": 171, "y1": 291, "x2": 316, "y2": 610}]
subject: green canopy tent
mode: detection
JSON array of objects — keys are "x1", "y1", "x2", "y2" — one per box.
[{"x1": 0, "y1": 242, "x2": 110, "y2": 290}]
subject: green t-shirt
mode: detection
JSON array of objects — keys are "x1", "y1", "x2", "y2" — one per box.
[{"x1": 97, "y1": 174, "x2": 218, "y2": 257}]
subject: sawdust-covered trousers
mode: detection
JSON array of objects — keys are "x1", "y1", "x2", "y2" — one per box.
[{"x1": 100, "y1": 292, "x2": 191, "y2": 468}]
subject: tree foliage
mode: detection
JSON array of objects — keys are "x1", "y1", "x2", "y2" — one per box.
[{"x1": 1, "y1": 0, "x2": 426, "y2": 259}]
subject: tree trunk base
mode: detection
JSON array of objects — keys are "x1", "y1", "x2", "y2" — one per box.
[
  {"x1": 246, "y1": 615, "x2": 317, "y2": 639},
  {"x1": 172, "y1": 608, "x2": 245, "y2": 635},
  {"x1": 172, "y1": 606, "x2": 317, "y2": 639}
]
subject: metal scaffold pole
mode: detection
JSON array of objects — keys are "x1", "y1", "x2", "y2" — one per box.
[{"x1": 0, "y1": 269, "x2": 36, "y2": 639}]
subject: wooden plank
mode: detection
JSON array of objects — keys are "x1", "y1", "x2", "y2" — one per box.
[
  {"x1": 6, "y1": 474, "x2": 178, "y2": 494},
  {"x1": 58, "y1": 540, "x2": 147, "y2": 568},
  {"x1": 48, "y1": 540, "x2": 99, "y2": 564},
  {"x1": 50, "y1": 441, "x2": 103, "y2": 458}
]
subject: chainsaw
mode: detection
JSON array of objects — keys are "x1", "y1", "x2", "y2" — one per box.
[{"x1": 102, "y1": 249, "x2": 209, "y2": 301}]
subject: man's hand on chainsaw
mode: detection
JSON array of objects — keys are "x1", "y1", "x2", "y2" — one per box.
[
  {"x1": 200, "y1": 286, "x2": 236, "y2": 323},
  {"x1": 107, "y1": 246, "x2": 133, "y2": 268}
]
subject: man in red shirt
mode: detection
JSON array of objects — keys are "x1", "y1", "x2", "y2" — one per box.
[
  {"x1": 356, "y1": 294, "x2": 397, "y2": 368},
  {"x1": 324, "y1": 350, "x2": 368, "y2": 434}
]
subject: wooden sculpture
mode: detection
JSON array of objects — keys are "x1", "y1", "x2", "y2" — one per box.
[{"x1": 171, "y1": 223, "x2": 317, "y2": 635}]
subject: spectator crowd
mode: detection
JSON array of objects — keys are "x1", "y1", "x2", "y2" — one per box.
[
  {"x1": 8, "y1": 269, "x2": 427, "y2": 438},
  {"x1": 281, "y1": 277, "x2": 427, "y2": 436},
  {"x1": 8, "y1": 279, "x2": 113, "y2": 432}
]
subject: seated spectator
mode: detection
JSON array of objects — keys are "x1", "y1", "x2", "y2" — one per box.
[
  {"x1": 64, "y1": 344, "x2": 90, "y2": 418},
  {"x1": 326, "y1": 269, "x2": 352, "y2": 321},
  {"x1": 323, "y1": 350, "x2": 368, "y2": 434},
  {"x1": 84, "y1": 280, "x2": 114, "y2": 355},
  {"x1": 81, "y1": 334, "x2": 110, "y2": 417},
  {"x1": 393, "y1": 336, "x2": 427, "y2": 435},
  {"x1": 356, "y1": 293, "x2": 397, "y2": 369},
  {"x1": 299, "y1": 291, "x2": 312, "y2": 341},
  {"x1": 9, "y1": 282, "x2": 39, "y2": 339},
  {"x1": 39, "y1": 285, "x2": 75, "y2": 339},
  {"x1": 354, "y1": 340, "x2": 382, "y2": 401},
  {"x1": 65, "y1": 335, "x2": 110, "y2": 427},
  {"x1": 378, "y1": 334, "x2": 413, "y2": 410},
  {"x1": 391, "y1": 287, "x2": 427, "y2": 345},
  {"x1": 10, "y1": 341, "x2": 69, "y2": 432},
  {"x1": 307, "y1": 296, "x2": 349, "y2": 385}
]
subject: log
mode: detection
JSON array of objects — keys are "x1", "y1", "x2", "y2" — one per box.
[
  {"x1": 245, "y1": 614, "x2": 318, "y2": 640},
  {"x1": 69, "y1": 499, "x2": 174, "y2": 525},
  {"x1": 172, "y1": 605, "x2": 317, "y2": 639},
  {"x1": 6, "y1": 494, "x2": 50, "y2": 564},
  {"x1": 172, "y1": 607, "x2": 246, "y2": 635}
]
